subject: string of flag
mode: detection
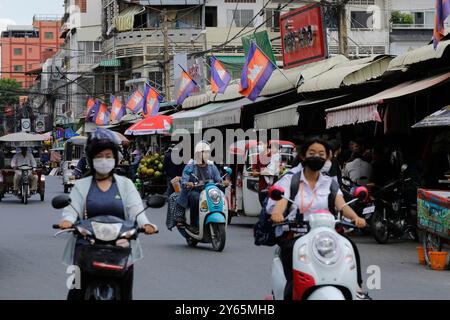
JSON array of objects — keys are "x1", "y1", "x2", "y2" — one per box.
[{"x1": 85, "y1": 40, "x2": 280, "y2": 125}]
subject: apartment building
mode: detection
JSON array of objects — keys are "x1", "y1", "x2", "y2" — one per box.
[{"x1": 0, "y1": 16, "x2": 63, "y2": 88}]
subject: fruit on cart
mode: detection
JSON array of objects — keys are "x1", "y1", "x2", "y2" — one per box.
[{"x1": 137, "y1": 152, "x2": 165, "y2": 181}]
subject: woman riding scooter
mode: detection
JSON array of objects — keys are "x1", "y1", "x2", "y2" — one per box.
[
  {"x1": 177, "y1": 141, "x2": 229, "y2": 234},
  {"x1": 57, "y1": 128, "x2": 158, "y2": 300},
  {"x1": 267, "y1": 138, "x2": 371, "y2": 300}
]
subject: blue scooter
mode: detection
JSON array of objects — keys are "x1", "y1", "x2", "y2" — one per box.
[{"x1": 178, "y1": 167, "x2": 232, "y2": 252}]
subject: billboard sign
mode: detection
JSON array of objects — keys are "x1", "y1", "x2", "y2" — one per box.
[{"x1": 280, "y1": 3, "x2": 327, "y2": 69}]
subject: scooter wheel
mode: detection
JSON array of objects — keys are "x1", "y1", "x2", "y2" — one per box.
[{"x1": 186, "y1": 237, "x2": 198, "y2": 248}]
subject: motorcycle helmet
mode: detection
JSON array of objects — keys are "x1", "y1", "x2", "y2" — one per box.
[
  {"x1": 194, "y1": 141, "x2": 211, "y2": 163},
  {"x1": 85, "y1": 128, "x2": 120, "y2": 173}
]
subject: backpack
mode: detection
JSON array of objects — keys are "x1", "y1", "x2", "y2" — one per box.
[{"x1": 253, "y1": 171, "x2": 340, "y2": 247}]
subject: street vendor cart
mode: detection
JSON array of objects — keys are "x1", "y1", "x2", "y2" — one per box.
[{"x1": 418, "y1": 189, "x2": 450, "y2": 267}]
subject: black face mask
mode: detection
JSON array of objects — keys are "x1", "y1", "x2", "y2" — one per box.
[{"x1": 304, "y1": 156, "x2": 326, "y2": 172}]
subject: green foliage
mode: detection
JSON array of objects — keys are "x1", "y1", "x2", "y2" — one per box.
[
  {"x1": 391, "y1": 11, "x2": 414, "y2": 25},
  {"x1": 0, "y1": 78, "x2": 21, "y2": 106}
]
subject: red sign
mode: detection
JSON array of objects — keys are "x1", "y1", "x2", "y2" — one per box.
[{"x1": 280, "y1": 3, "x2": 327, "y2": 69}]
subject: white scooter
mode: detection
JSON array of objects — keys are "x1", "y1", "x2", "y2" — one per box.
[{"x1": 267, "y1": 184, "x2": 369, "y2": 300}]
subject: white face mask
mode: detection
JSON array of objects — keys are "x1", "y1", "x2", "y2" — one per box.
[
  {"x1": 321, "y1": 160, "x2": 332, "y2": 174},
  {"x1": 93, "y1": 158, "x2": 115, "y2": 175}
]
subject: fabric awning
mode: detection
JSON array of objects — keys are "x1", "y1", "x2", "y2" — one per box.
[
  {"x1": 325, "y1": 71, "x2": 450, "y2": 128},
  {"x1": 200, "y1": 97, "x2": 267, "y2": 129},
  {"x1": 113, "y1": 6, "x2": 144, "y2": 32},
  {"x1": 298, "y1": 55, "x2": 393, "y2": 93},
  {"x1": 388, "y1": 39, "x2": 450, "y2": 71},
  {"x1": 172, "y1": 103, "x2": 225, "y2": 132},
  {"x1": 99, "y1": 58, "x2": 122, "y2": 67},
  {"x1": 254, "y1": 104, "x2": 299, "y2": 130},
  {"x1": 412, "y1": 105, "x2": 450, "y2": 128}
]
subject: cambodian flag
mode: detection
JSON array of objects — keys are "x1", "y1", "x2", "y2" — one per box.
[
  {"x1": 126, "y1": 90, "x2": 144, "y2": 113},
  {"x1": 95, "y1": 103, "x2": 109, "y2": 126},
  {"x1": 176, "y1": 70, "x2": 197, "y2": 106},
  {"x1": 142, "y1": 84, "x2": 163, "y2": 118},
  {"x1": 434, "y1": 0, "x2": 450, "y2": 48},
  {"x1": 85, "y1": 98, "x2": 97, "y2": 121},
  {"x1": 110, "y1": 96, "x2": 126, "y2": 123},
  {"x1": 239, "y1": 42, "x2": 275, "y2": 102},
  {"x1": 211, "y1": 56, "x2": 231, "y2": 94}
]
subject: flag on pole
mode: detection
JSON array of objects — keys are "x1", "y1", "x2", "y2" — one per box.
[
  {"x1": 110, "y1": 96, "x2": 126, "y2": 122},
  {"x1": 85, "y1": 98, "x2": 97, "y2": 121},
  {"x1": 126, "y1": 90, "x2": 144, "y2": 113},
  {"x1": 239, "y1": 41, "x2": 275, "y2": 102},
  {"x1": 95, "y1": 102, "x2": 109, "y2": 126},
  {"x1": 88, "y1": 100, "x2": 101, "y2": 123},
  {"x1": 210, "y1": 56, "x2": 231, "y2": 94},
  {"x1": 142, "y1": 84, "x2": 164, "y2": 118},
  {"x1": 176, "y1": 70, "x2": 197, "y2": 105},
  {"x1": 434, "y1": 0, "x2": 450, "y2": 48}
]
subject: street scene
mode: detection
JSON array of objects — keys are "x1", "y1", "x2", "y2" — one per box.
[{"x1": 0, "y1": 0, "x2": 450, "y2": 302}]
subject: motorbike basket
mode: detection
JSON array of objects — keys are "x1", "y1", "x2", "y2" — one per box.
[{"x1": 78, "y1": 245, "x2": 131, "y2": 277}]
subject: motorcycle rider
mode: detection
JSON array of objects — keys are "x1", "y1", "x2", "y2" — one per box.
[
  {"x1": 57, "y1": 128, "x2": 158, "y2": 300},
  {"x1": 11, "y1": 147, "x2": 38, "y2": 194},
  {"x1": 267, "y1": 138, "x2": 370, "y2": 300},
  {"x1": 177, "y1": 141, "x2": 229, "y2": 234}
]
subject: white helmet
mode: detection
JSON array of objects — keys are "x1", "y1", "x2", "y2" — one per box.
[{"x1": 194, "y1": 141, "x2": 211, "y2": 154}]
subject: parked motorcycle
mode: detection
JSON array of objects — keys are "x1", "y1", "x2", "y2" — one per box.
[
  {"x1": 341, "y1": 176, "x2": 375, "y2": 224},
  {"x1": 267, "y1": 184, "x2": 369, "y2": 300},
  {"x1": 369, "y1": 165, "x2": 418, "y2": 244},
  {"x1": 51, "y1": 195, "x2": 158, "y2": 300}
]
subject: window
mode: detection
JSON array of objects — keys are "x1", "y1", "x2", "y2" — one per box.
[
  {"x1": 148, "y1": 71, "x2": 163, "y2": 91},
  {"x1": 44, "y1": 32, "x2": 54, "y2": 39},
  {"x1": 227, "y1": 9, "x2": 254, "y2": 27},
  {"x1": 265, "y1": 8, "x2": 280, "y2": 31},
  {"x1": 351, "y1": 11, "x2": 373, "y2": 29},
  {"x1": 78, "y1": 41, "x2": 102, "y2": 53},
  {"x1": 14, "y1": 65, "x2": 23, "y2": 72},
  {"x1": 75, "y1": 0, "x2": 87, "y2": 13},
  {"x1": 205, "y1": 7, "x2": 218, "y2": 27},
  {"x1": 28, "y1": 47, "x2": 33, "y2": 53},
  {"x1": 14, "y1": 48, "x2": 23, "y2": 56}
]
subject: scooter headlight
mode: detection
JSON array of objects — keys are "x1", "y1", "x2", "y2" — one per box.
[
  {"x1": 208, "y1": 189, "x2": 221, "y2": 205},
  {"x1": 312, "y1": 232, "x2": 340, "y2": 265},
  {"x1": 91, "y1": 222, "x2": 122, "y2": 242}
]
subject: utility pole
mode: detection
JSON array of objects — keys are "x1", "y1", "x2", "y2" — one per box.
[
  {"x1": 337, "y1": 0, "x2": 349, "y2": 57},
  {"x1": 162, "y1": 9, "x2": 172, "y2": 101}
]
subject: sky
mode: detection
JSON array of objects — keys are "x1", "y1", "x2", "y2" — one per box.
[{"x1": 0, "y1": 0, "x2": 64, "y2": 31}]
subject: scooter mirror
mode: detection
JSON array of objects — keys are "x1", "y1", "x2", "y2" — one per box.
[
  {"x1": 223, "y1": 166, "x2": 233, "y2": 176},
  {"x1": 353, "y1": 186, "x2": 369, "y2": 203},
  {"x1": 52, "y1": 195, "x2": 72, "y2": 209},
  {"x1": 268, "y1": 185, "x2": 285, "y2": 201},
  {"x1": 147, "y1": 195, "x2": 167, "y2": 209}
]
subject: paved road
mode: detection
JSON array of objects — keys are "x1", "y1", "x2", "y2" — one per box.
[{"x1": 0, "y1": 176, "x2": 449, "y2": 300}]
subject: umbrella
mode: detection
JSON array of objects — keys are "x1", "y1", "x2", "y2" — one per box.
[
  {"x1": 413, "y1": 105, "x2": 450, "y2": 128},
  {"x1": 125, "y1": 115, "x2": 173, "y2": 136},
  {"x1": 0, "y1": 132, "x2": 47, "y2": 142}
]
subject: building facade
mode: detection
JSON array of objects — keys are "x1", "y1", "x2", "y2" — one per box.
[{"x1": 0, "y1": 16, "x2": 63, "y2": 88}]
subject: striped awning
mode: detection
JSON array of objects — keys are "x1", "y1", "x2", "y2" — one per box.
[
  {"x1": 99, "y1": 58, "x2": 122, "y2": 67},
  {"x1": 113, "y1": 6, "x2": 144, "y2": 32}
]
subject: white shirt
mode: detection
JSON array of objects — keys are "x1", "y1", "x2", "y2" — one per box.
[
  {"x1": 11, "y1": 152, "x2": 37, "y2": 169},
  {"x1": 266, "y1": 167, "x2": 342, "y2": 237},
  {"x1": 343, "y1": 158, "x2": 372, "y2": 186}
]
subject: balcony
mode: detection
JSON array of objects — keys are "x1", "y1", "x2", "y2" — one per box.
[
  {"x1": 103, "y1": 28, "x2": 205, "y2": 58},
  {"x1": 77, "y1": 54, "x2": 104, "y2": 65},
  {"x1": 392, "y1": 23, "x2": 434, "y2": 30}
]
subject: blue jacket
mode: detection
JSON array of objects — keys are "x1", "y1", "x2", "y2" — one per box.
[{"x1": 176, "y1": 160, "x2": 223, "y2": 208}]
